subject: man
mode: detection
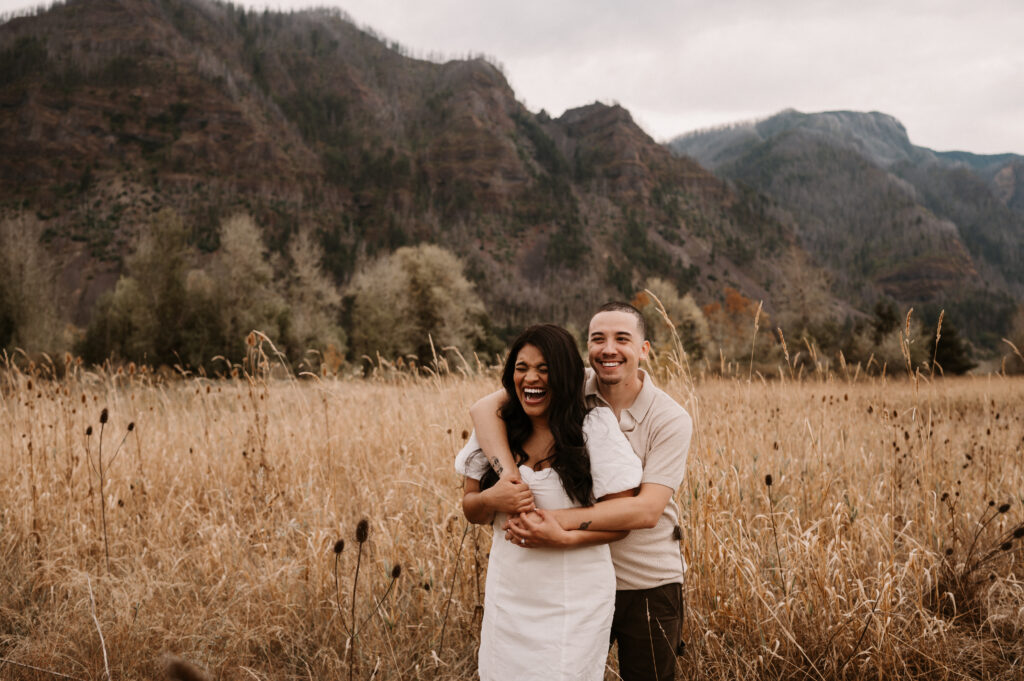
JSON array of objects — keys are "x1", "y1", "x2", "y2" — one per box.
[{"x1": 467, "y1": 302, "x2": 693, "y2": 681}]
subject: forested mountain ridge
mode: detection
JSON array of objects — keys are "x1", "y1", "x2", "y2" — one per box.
[
  {"x1": 671, "y1": 110, "x2": 1024, "y2": 348},
  {"x1": 0, "y1": 0, "x2": 795, "y2": 345},
  {"x1": 1, "y1": 0, "x2": 1020, "y2": 370}
]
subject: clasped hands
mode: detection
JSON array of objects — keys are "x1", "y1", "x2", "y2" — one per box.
[{"x1": 492, "y1": 474, "x2": 567, "y2": 548}]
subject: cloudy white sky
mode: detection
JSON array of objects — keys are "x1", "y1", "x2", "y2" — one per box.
[{"x1": 4, "y1": 0, "x2": 1023, "y2": 154}]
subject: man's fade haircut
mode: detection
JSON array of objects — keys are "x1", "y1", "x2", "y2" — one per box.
[{"x1": 593, "y1": 301, "x2": 647, "y2": 341}]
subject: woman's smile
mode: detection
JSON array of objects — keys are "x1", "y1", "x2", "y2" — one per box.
[{"x1": 513, "y1": 344, "x2": 551, "y2": 417}]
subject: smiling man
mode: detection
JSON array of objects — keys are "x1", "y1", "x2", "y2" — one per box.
[{"x1": 465, "y1": 301, "x2": 694, "y2": 681}]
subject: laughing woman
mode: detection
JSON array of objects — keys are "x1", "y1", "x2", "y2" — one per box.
[{"x1": 455, "y1": 324, "x2": 641, "y2": 680}]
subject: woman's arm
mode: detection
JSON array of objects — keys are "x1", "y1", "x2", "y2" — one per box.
[
  {"x1": 506, "y1": 489, "x2": 634, "y2": 548},
  {"x1": 462, "y1": 477, "x2": 497, "y2": 525},
  {"x1": 469, "y1": 390, "x2": 520, "y2": 481},
  {"x1": 462, "y1": 476, "x2": 535, "y2": 524}
]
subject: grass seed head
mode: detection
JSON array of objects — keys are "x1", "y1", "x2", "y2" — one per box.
[
  {"x1": 128, "y1": 422, "x2": 135, "y2": 432},
  {"x1": 1012, "y1": 527, "x2": 1024, "y2": 539},
  {"x1": 333, "y1": 539, "x2": 345, "y2": 554},
  {"x1": 100, "y1": 407, "x2": 108, "y2": 424},
  {"x1": 356, "y1": 518, "x2": 369, "y2": 543},
  {"x1": 765, "y1": 474, "x2": 773, "y2": 487},
  {"x1": 86, "y1": 426, "x2": 93, "y2": 436},
  {"x1": 998, "y1": 503, "x2": 1011, "y2": 513},
  {"x1": 391, "y1": 564, "x2": 402, "y2": 579}
]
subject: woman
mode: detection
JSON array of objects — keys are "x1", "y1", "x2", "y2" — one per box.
[{"x1": 455, "y1": 324, "x2": 641, "y2": 680}]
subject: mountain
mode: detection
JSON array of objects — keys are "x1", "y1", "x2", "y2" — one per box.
[
  {"x1": 0, "y1": 0, "x2": 796, "y2": 341},
  {"x1": 671, "y1": 110, "x2": 1024, "y2": 346}
]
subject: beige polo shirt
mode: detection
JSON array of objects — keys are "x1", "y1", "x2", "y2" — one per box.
[{"x1": 585, "y1": 368, "x2": 692, "y2": 590}]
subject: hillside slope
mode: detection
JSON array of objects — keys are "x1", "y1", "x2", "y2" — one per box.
[
  {"x1": 1, "y1": 0, "x2": 797, "y2": 340},
  {"x1": 671, "y1": 110, "x2": 1024, "y2": 345}
]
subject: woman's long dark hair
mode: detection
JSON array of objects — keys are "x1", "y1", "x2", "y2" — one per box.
[{"x1": 479, "y1": 324, "x2": 594, "y2": 506}]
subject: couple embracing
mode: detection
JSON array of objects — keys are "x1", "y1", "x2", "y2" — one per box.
[{"x1": 455, "y1": 302, "x2": 693, "y2": 680}]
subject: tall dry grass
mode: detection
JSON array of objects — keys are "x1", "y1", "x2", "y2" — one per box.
[{"x1": 1, "y1": 352, "x2": 1023, "y2": 680}]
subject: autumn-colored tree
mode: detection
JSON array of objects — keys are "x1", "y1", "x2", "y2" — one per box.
[
  {"x1": 702, "y1": 286, "x2": 778, "y2": 371},
  {"x1": 632, "y1": 278, "x2": 710, "y2": 363}
]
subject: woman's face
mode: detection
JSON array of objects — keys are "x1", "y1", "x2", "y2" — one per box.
[{"x1": 513, "y1": 343, "x2": 551, "y2": 419}]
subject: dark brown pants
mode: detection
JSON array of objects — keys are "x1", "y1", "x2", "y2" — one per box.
[{"x1": 611, "y1": 583, "x2": 683, "y2": 681}]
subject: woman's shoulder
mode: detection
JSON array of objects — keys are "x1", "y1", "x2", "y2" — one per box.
[
  {"x1": 582, "y1": 405, "x2": 621, "y2": 439},
  {"x1": 584, "y1": 405, "x2": 618, "y2": 427}
]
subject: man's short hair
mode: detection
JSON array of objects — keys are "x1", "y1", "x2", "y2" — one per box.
[{"x1": 593, "y1": 301, "x2": 647, "y2": 340}]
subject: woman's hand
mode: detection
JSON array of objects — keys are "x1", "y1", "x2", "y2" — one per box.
[
  {"x1": 504, "y1": 508, "x2": 570, "y2": 548},
  {"x1": 487, "y1": 478, "x2": 534, "y2": 515}
]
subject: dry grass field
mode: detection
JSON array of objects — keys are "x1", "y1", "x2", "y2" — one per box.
[{"x1": 1, "y1": 357, "x2": 1023, "y2": 680}]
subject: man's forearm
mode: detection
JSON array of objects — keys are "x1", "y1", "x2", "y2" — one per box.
[
  {"x1": 552, "y1": 486, "x2": 669, "y2": 531},
  {"x1": 469, "y1": 390, "x2": 517, "y2": 477},
  {"x1": 561, "y1": 528, "x2": 629, "y2": 547}
]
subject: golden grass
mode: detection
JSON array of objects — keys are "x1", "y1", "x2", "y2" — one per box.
[{"x1": 1, "y1": 366, "x2": 1023, "y2": 680}]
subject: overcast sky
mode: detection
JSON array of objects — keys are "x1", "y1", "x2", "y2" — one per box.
[{"x1": 3, "y1": 0, "x2": 1023, "y2": 154}]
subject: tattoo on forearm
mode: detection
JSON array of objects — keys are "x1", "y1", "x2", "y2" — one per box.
[
  {"x1": 491, "y1": 457, "x2": 503, "y2": 475},
  {"x1": 578, "y1": 521, "x2": 591, "y2": 530}
]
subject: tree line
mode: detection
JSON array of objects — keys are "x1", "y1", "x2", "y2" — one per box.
[{"x1": 1, "y1": 209, "x2": 1018, "y2": 376}]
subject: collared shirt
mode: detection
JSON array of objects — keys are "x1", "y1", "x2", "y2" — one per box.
[{"x1": 584, "y1": 368, "x2": 693, "y2": 590}]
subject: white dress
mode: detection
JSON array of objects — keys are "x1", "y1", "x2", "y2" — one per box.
[{"x1": 455, "y1": 407, "x2": 642, "y2": 681}]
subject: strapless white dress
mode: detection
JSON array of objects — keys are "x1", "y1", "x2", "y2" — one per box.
[{"x1": 455, "y1": 407, "x2": 642, "y2": 681}]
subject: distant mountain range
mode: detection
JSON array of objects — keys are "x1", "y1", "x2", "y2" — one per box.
[
  {"x1": 0, "y1": 0, "x2": 1021, "y2": 354},
  {"x1": 671, "y1": 110, "x2": 1024, "y2": 346}
]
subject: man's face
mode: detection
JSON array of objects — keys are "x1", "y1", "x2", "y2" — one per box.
[{"x1": 587, "y1": 310, "x2": 649, "y2": 386}]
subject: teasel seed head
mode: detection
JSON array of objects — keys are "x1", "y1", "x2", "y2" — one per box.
[
  {"x1": 391, "y1": 564, "x2": 402, "y2": 579},
  {"x1": 333, "y1": 539, "x2": 345, "y2": 554},
  {"x1": 765, "y1": 474, "x2": 773, "y2": 487},
  {"x1": 86, "y1": 426, "x2": 93, "y2": 436},
  {"x1": 1000, "y1": 541, "x2": 1013, "y2": 552},
  {"x1": 998, "y1": 503, "x2": 1011, "y2": 514},
  {"x1": 1012, "y1": 527, "x2": 1024, "y2": 539},
  {"x1": 127, "y1": 422, "x2": 135, "y2": 432},
  {"x1": 355, "y1": 518, "x2": 369, "y2": 543},
  {"x1": 99, "y1": 408, "x2": 108, "y2": 424}
]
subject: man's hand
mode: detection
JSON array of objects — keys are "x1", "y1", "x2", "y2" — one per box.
[
  {"x1": 504, "y1": 508, "x2": 570, "y2": 548},
  {"x1": 487, "y1": 478, "x2": 534, "y2": 515}
]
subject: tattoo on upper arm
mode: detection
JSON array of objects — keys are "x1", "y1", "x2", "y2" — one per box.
[
  {"x1": 578, "y1": 521, "x2": 592, "y2": 530},
  {"x1": 491, "y1": 457, "x2": 503, "y2": 474}
]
